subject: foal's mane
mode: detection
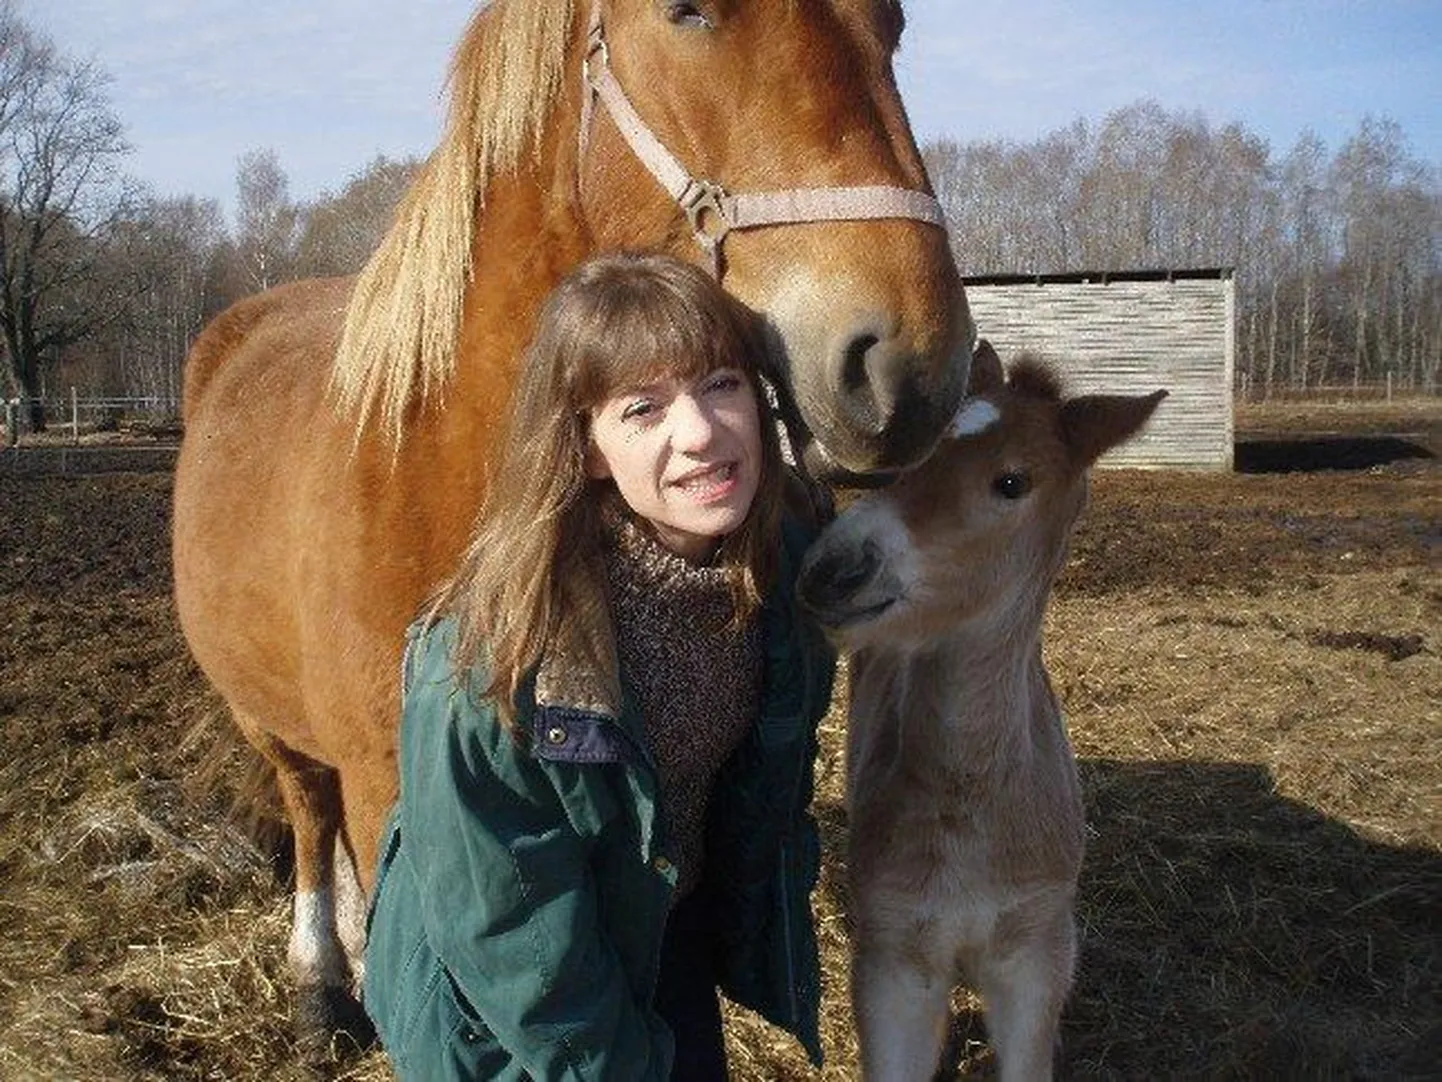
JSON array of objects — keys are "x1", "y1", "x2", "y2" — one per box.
[
  {"x1": 1006, "y1": 355, "x2": 1064, "y2": 401},
  {"x1": 330, "y1": 0, "x2": 577, "y2": 437}
]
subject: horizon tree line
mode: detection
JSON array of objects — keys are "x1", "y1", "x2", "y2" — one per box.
[
  {"x1": 2, "y1": 4, "x2": 1437, "y2": 430},
  {"x1": 924, "y1": 101, "x2": 1441, "y2": 397}
]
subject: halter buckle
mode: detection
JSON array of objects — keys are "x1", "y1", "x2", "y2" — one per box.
[
  {"x1": 680, "y1": 180, "x2": 731, "y2": 250},
  {"x1": 584, "y1": 42, "x2": 608, "y2": 87}
]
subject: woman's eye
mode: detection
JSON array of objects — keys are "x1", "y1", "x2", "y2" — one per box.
[
  {"x1": 703, "y1": 370, "x2": 743, "y2": 395},
  {"x1": 992, "y1": 471, "x2": 1031, "y2": 500},
  {"x1": 665, "y1": 3, "x2": 713, "y2": 29},
  {"x1": 621, "y1": 399, "x2": 658, "y2": 422}
]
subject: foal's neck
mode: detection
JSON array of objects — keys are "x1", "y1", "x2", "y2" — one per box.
[{"x1": 880, "y1": 603, "x2": 1055, "y2": 753}]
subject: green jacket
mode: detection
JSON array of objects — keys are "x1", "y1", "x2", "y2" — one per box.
[{"x1": 363, "y1": 519, "x2": 836, "y2": 1081}]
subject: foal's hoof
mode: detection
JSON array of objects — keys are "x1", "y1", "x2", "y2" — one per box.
[{"x1": 294, "y1": 982, "x2": 376, "y2": 1065}]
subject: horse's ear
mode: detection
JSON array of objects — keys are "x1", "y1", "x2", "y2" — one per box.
[
  {"x1": 1061, "y1": 389, "x2": 1167, "y2": 467},
  {"x1": 968, "y1": 339, "x2": 1004, "y2": 394}
]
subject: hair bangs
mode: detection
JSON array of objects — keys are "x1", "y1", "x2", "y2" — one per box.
[{"x1": 569, "y1": 270, "x2": 762, "y2": 412}]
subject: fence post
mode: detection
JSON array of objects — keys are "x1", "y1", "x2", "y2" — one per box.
[
  {"x1": 71, "y1": 386, "x2": 80, "y2": 445},
  {"x1": 3, "y1": 399, "x2": 15, "y2": 448}
]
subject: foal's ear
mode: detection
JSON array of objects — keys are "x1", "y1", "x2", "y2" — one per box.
[
  {"x1": 1061, "y1": 389, "x2": 1167, "y2": 467},
  {"x1": 967, "y1": 339, "x2": 1005, "y2": 395}
]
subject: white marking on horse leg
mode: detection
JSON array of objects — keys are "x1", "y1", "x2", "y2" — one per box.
[
  {"x1": 333, "y1": 841, "x2": 368, "y2": 985},
  {"x1": 852, "y1": 945, "x2": 952, "y2": 1082},
  {"x1": 289, "y1": 887, "x2": 350, "y2": 989},
  {"x1": 948, "y1": 397, "x2": 1001, "y2": 437}
]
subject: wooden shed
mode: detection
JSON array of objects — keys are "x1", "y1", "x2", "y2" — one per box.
[{"x1": 962, "y1": 268, "x2": 1236, "y2": 470}]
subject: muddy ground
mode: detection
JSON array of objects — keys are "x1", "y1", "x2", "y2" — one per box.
[{"x1": 0, "y1": 398, "x2": 1437, "y2": 1080}]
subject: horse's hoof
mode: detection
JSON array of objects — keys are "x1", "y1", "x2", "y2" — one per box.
[{"x1": 294, "y1": 982, "x2": 376, "y2": 1065}]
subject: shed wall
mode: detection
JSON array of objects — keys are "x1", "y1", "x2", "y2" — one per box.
[{"x1": 963, "y1": 275, "x2": 1235, "y2": 469}]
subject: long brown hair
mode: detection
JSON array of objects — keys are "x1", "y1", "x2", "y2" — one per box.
[{"x1": 434, "y1": 251, "x2": 785, "y2": 725}]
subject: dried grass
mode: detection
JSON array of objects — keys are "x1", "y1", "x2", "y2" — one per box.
[{"x1": 1, "y1": 403, "x2": 1437, "y2": 1079}]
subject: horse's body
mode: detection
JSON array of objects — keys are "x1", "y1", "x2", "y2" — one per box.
[
  {"x1": 797, "y1": 344, "x2": 1164, "y2": 1081},
  {"x1": 173, "y1": 0, "x2": 972, "y2": 1045}
]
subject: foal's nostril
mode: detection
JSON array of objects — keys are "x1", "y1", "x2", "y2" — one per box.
[
  {"x1": 803, "y1": 544, "x2": 880, "y2": 608},
  {"x1": 836, "y1": 544, "x2": 881, "y2": 596}
]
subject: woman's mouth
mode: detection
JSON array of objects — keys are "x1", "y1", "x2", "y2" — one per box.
[{"x1": 671, "y1": 462, "x2": 739, "y2": 501}]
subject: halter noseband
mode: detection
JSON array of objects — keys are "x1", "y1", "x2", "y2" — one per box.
[{"x1": 579, "y1": 7, "x2": 948, "y2": 278}]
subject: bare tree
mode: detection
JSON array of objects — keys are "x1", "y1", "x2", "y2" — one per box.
[
  {"x1": 294, "y1": 154, "x2": 418, "y2": 278},
  {"x1": 1277, "y1": 131, "x2": 1336, "y2": 390},
  {"x1": 79, "y1": 194, "x2": 227, "y2": 410},
  {"x1": 923, "y1": 100, "x2": 1440, "y2": 396},
  {"x1": 234, "y1": 147, "x2": 297, "y2": 293},
  {"x1": 0, "y1": 2, "x2": 136, "y2": 429}
]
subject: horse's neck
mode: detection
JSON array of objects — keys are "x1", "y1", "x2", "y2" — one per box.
[
  {"x1": 422, "y1": 109, "x2": 588, "y2": 458},
  {"x1": 452, "y1": 136, "x2": 586, "y2": 398},
  {"x1": 376, "y1": 157, "x2": 586, "y2": 577}
]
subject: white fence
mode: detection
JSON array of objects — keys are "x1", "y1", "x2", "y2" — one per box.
[{"x1": 4, "y1": 392, "x2": 181, "y2": 446}]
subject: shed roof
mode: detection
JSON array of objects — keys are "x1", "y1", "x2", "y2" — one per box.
[{"x1": 963, "y1": 267, "x2": 1235, "y2": 287}]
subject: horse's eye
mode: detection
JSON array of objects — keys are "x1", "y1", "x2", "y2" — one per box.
[
  {"x1": 664, "y1": 3, "x2": 714, "y2": 30},
  {"x1": 992, "y1": 471, "x2": 1031, "y2": 500}
]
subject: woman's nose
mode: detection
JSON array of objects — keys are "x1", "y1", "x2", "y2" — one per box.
[{"x1": 670, "y1": 393, "x2": 717, "y2": 452}]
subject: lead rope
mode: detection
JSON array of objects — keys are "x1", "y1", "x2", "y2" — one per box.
[{"x1": 578, "y1": 6, "x2": 948, "y2": 278}]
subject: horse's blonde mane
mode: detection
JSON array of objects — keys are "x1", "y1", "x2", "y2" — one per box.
[{"x1": 330, "y1": 0, "x2": 577, "y2": 437}]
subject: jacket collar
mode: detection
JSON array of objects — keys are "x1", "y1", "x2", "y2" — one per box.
[{"x1": 532, "y1": 568, "x2": 623, "y2": 719}]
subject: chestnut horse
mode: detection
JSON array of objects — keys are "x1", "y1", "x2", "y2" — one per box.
[
  {"x1": 797, "y1": 344, "x2": 1165, "y2": 1081},
  {"x1": 173, "y1": 0, "x2": 972, "y2": 1047}
]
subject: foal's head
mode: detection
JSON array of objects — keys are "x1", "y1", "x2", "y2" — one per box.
[{"x1": 798, "y1": 342, "x2": 1166, "y2": 651}]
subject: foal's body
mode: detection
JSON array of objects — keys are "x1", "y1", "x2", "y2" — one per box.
[
  {"x1": 846, "y1": 640, "x2": 1083, "y2": 1081},
  {"x1": 800, "y1": 343, "x2": 1164, "y2": 1081}
]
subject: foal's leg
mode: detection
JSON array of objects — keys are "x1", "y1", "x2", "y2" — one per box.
[
  {"x1": 234, "y1": 714, "x2": 371, "y2": 1054},
  {"x1": 852, "y1": 937, "x2": 953, "y2": 1082},
  {"x1": 973, "y1": 907, "x2": 1076, "y2": 1082}
]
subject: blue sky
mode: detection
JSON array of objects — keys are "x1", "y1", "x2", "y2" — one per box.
[{"x1": 26, "y1": 0, "x2": 1442, "y2": 224}]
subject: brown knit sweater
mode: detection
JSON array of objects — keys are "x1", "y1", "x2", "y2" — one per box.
[{"x1": 602, "y1": 512, "x2": 762, "y2": 900}]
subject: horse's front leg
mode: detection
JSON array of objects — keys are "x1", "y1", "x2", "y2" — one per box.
[
  {"x1": 243, "y1": 720, "x2": 373, "y2": 1058},
  {"x1": 851, "y1": 931, "x2": 953, "y2": 1082}
]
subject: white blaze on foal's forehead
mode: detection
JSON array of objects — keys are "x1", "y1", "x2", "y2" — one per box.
[{"x1": 948, "y1": 397, "x2": 1001, "y2": 438}]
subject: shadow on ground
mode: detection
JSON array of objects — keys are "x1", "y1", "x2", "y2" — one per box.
[
  {"x1": 1235, "y1": 435, "x2": 1434, "y2": 473},
  {"x1": 814, "y1": 759, "x2": 1441, "y2": 1080}
]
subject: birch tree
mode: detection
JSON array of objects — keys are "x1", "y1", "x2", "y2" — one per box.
[{"x1": 0, "y1": 2, "x2": 135, "y2": 428}]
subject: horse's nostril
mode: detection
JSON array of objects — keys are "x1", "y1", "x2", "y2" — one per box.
[
  {"x1": 841, "y1": 333, "x2": 881, "y2": 396},
  {"x1": 834, "y1": 330, "x2": 908, "y2": 439}
]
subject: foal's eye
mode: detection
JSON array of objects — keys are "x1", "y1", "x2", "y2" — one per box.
[
  {"x1": 992, "y1": 471, "x2": 1031, "y2": 500},
  {"x1": 664, "y1": 3, "x2": 714, "y2": 30}
]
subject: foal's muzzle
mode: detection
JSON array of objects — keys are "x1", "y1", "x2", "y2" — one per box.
[{"x1": 798, "y1": 539, "x2": 894, "y2": 629}]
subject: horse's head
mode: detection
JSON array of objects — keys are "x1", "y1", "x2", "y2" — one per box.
[
  {"x1": 576, "y1": 0, "x2": 973, "y2": 480},
  {"x1": 798, "y1": 342, "x2": 1167, "y2": 650}
]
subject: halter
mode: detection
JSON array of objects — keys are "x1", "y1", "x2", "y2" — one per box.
[{"x1": 579, "y1": 7, "x2": 948, "y2": 278}]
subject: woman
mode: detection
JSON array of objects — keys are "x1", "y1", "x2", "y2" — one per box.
[{"x1": 362, "y1": 251, "x2": 836, "y2": 1081}]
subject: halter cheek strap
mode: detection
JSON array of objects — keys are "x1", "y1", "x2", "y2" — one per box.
[{"x1": 579, "y1": 7, "x2": 947, "y2": 278}]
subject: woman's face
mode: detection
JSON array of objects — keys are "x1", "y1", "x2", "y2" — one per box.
[{"x1": 587, "y1": 366, "x2": 763, "y2": 562}]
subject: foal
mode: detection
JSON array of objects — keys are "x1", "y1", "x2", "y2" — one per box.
[{"x1": 798, "y1": 342, "x2": 1164, "y2": 1081}]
